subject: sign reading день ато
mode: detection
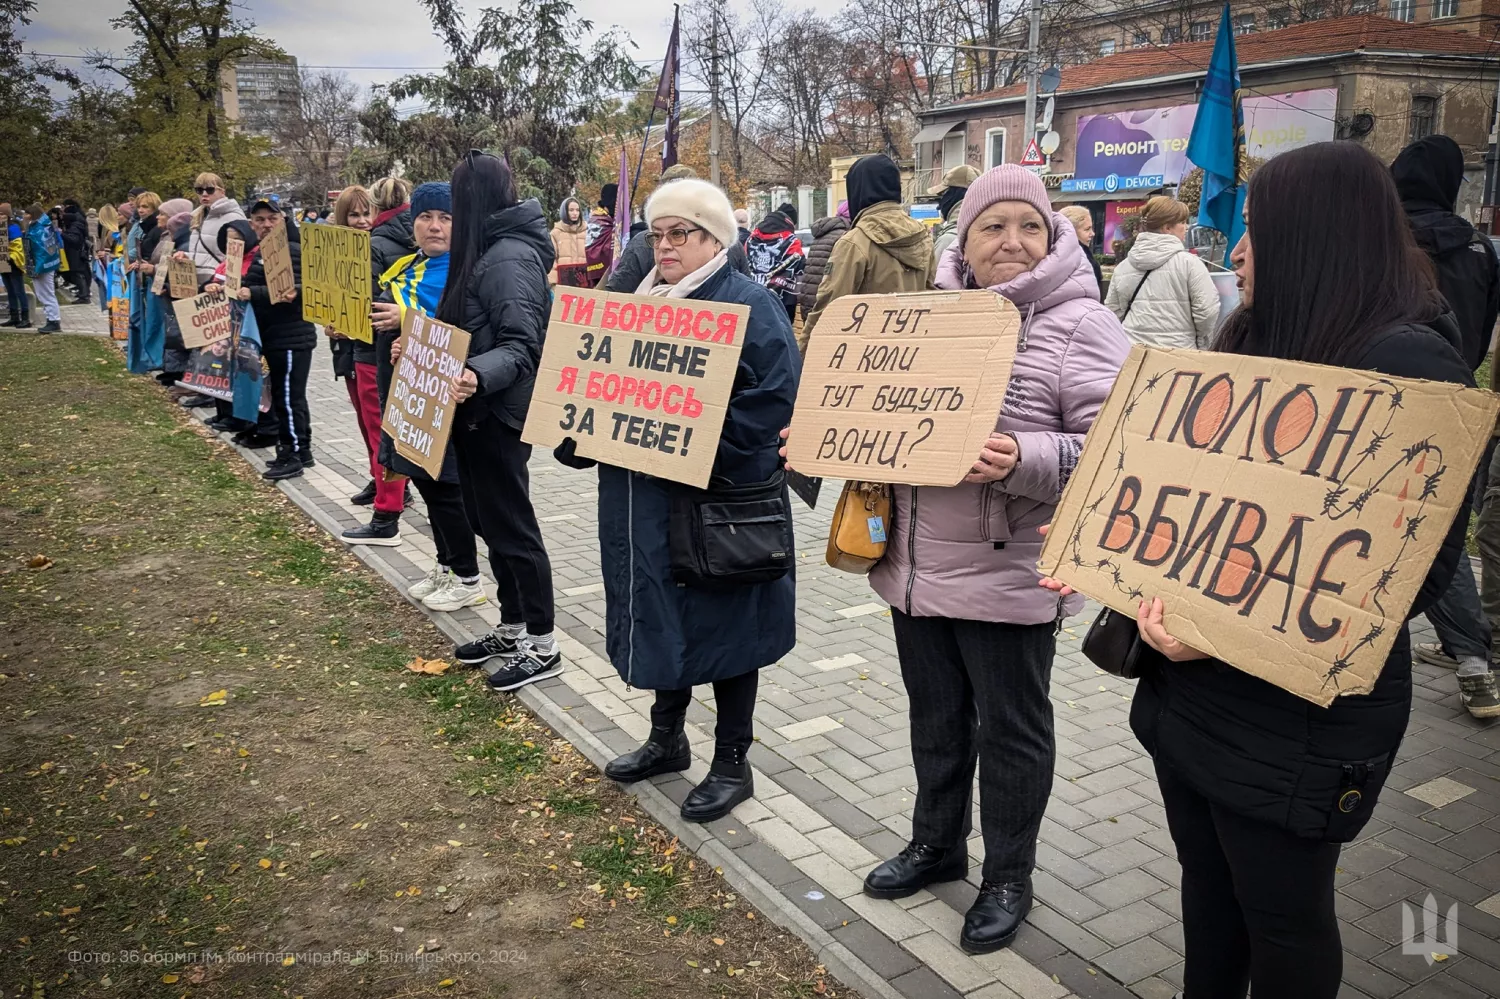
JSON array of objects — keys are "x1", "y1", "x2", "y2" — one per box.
[
  {"x1": 521, "y1": 288, "x2": 748, "y2": 489},
  {"x1": 1038, "y1": 346, "x2": 1499, "y2": 706},
  {"x1": 301, "y1": 223, "x2": 372, "y2": 342},
  {"x1": 785, "y1": 291, "x2": 1019, "y2": 486}
]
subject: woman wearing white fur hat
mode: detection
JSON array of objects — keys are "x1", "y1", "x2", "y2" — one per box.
[{"x1": 557, "y1": 178, "x2": 802, "y2": 823}]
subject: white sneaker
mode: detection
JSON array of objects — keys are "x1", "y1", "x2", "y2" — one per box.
[
  {"x1": 409, "y1": 565, "x2": 450, "y2": 601},
  {"x1": 423, "y1": 575, "x2": 487, "y2": 612}
]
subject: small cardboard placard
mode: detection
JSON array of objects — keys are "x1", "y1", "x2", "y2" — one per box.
[
  {"x1": 1037, "y1": 345, "x2": 1500, "y2": 706},
  {"x1": 167, "y1": 256, "x2": 198, "y2": 299},
  {"x1": 521, "y1": 288, "x2": 750, "y2": 489},
  {"x1": 382, "y1": 310, "x2": 471, "y2": 479},
  {"x1": 0, "y1": 254, "x2": 9, "y2": 274},
  {"x1": 109, "y1": 299, "x2": 129, "y2": 340},
  {"x1": 173, "y1": 285, "x2": 234, "y2": 349},
  {"x1": 151, "y1": 258, "x2": 170, "y2": 295},
  {"x1": 260, "y1": 221, "x2": 295, "y2": 303},
  {"x1": 785, "y1": 290, "x2": 1020, "y2": 486},
  {"x1": 224, "y1": 234, "x2": 244, "y2": 297},
  {"x1": 301, "y1": 223, "x2": 371, "y2": 342}
]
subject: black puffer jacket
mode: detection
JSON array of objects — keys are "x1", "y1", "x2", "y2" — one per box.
[
  {"x1": 1130, "y1": 317, "x2": 1474, "y2": 844},
  {"x1": 60, "y1": 206, "x2": 89, "y2": 262},
  {"x1": 448, "y1": 199, "x2": 554, "y2": 430},
  {"x1": 363, "y1": 207, "x2": 415, "y2": 365},
  {"x1": 1392, "y1": 136, "x2": 1500, "y2": 371},
  {"x1": 220, "y1": 216, "x2": 317, "y2": 352},
  {"x1": 797, "y1": 214, "x2": 849, "y2": 317},
  {"x1": 606, "y1": 227, "x2": 751, "y2": 293}
]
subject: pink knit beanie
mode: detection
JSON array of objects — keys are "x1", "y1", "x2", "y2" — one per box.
[{"x1": 955, "y1": 164, "x2": 1053, "y2": 252}]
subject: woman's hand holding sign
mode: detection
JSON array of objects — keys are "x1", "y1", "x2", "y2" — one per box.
[
  {"x1": 964, "y1": 432, "x2": 1019, "y2": 484},
  {"x1": 453, "y1": 367, "x2": 479, "y2": 403}
]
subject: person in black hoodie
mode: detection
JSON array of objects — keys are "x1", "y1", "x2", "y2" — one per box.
[
  {"x1": 225, "y1": 200, "x2": 319, "y2": 480},
  {"x1": 59, "y1": 200, "x2": 91, "y2": 304},
  {"x1": 439, "y1": 151, "x2": 560, "y2": 692},
  {"x1": 1044, "y1": 142, "x2": 1475, "y2": 998},
  {"x1": 1391, "y1": 135, "x2": 1500, "y2": 718}
]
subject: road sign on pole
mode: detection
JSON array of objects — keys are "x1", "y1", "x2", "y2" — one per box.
[{"x1": 1020, "y1": 137, "x2": 1046, "y2": 167}]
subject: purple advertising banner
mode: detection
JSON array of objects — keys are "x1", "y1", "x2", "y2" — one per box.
[{"x1": 1074, "y1": 89, "x2": 1336, "y2": 184}]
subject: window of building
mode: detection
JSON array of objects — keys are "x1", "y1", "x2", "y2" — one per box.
[
  {"x1": 1389, "y1": 0, "x2": 1415, "y2": 20},
  {"x1": 1351, "y1": 0, "x2": 1378, "y2": 11},
  {"x1": 1410, "y1": 95, "x2": 1437, "y2": 141},
  {"x1": 1162, "y1": 25, "x2": 1183, "y2": 43},
  {"x1": 985, "y1": 127, "x2": 1007, "y2": 169},
  {"x1": 1099, "y1": 38, "x2": 1116, "y2": 56},
  {"x1": 942, "y1": 131, "x2": 966, "y2": 173},
  {"x1": 1189, "y1": 20, "x2": 1213, "y2": 40},
  {"x1": 1267, "y1": 7, "x2": 1292, "y2": 27},
  {"x1": 1432, "y1": 0, "x2": 1458, "y2": 16},
  {"x1": 1302, "y1": 1, "x2": 1326, "y2": 19},
  {"x1": 1132, "y1": 30, "x2": 1151, "y2": 47},
  {"x1": 1235, "y1": 14, "x2": 1257, "y2": 34}
]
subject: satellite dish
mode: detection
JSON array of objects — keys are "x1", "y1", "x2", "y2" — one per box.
[
  {"x1": 1349, "y1": 112, "x2": 1375, "y2": 138},
  {"x1": 1039, "y1": 66, "x2": 1061, "y2": 94},
  {"x1": 1040, "y1": 130, "x2": 1060, "y2": 155},
  {"x1": 1039, "y1": 96, "x2": 1055, "y2": 133}
]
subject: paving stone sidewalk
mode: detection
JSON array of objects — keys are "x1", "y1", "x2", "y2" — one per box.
[{"x1": 67, "y1": 298, "x2": 1500, "y2": 999}]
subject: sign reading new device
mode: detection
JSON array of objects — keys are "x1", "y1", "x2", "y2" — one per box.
[
  {"x1": 521, "y1": 288, "x2": 748, "y2": 489},
  {"x1": 301, "y1": 223, "x2": 372, "y2": 342},
  {"x1": 785, "y1": 291, "x2": 1019, "y2": 486},
  {"x1": 172, "y1": 284, "x2": 234, "y2": 349},
  {"x1": 382, "y1": 311, "x2": 471, "y2": 480},
  {"x1": 1038, "y1": 346, "x2": 1499, "y2": 706}
]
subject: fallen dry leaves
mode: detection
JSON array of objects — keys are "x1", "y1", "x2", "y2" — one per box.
[{"x1": 405, "y1": 657, "x2": 451, "y2": 676}]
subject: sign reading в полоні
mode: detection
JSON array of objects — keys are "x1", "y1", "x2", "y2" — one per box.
[
  {"x1": 167, "y1": 256, "x2": 198, "y2": 299},
  {"x1": 382, "y1": 310, "x2": 471, "y2": 480},
  {"x1": 785, "y1": 290, "x2": 1019, "y2": 486},
  {"x1": 521, "y1": 288, "x2": 749, "y2": 489},
  {"x1": 259, "y1": 221, "x2": 295, "y2": 303},
  {"x1": 301, "y1": 223, "x2": 372, "y2": 342},
  {"x1": 1037, "y1": 346, "x2": 1499, "y2": 706},
  {"x1": 173, "y1": 284, "x2": 234, "y2": 349},
  {"x1": 224, "y1": 234, "x2": 244, "y2": 297}
]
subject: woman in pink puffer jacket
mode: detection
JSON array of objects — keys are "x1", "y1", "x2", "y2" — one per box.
[{"x1": 860, "y1": 165, "x2": 1129, "y2": 956}]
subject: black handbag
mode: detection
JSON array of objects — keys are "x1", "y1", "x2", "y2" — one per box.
[
  {"x1": 1081, "y1": 607, "x2": 1145, "y2": 679},
  {"x1": 669, "y1": 470, "x2": 794, "y2": 589}
]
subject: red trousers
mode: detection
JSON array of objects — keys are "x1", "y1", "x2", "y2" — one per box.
[{"x1": 352, "y1": 361, "x2": 405, "y2": 514}]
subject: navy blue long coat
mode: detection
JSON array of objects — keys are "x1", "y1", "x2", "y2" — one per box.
[{"x1": 598, "y1": 262, "x2": 801, "y2": 690}]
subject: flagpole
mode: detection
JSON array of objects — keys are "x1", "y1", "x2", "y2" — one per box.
[
  {"x1": 634, "y1": 4, "x2": 680, "y2": 193},
  {"x1": 632, "y1": 111, "x2": 657, "y2": 196}
]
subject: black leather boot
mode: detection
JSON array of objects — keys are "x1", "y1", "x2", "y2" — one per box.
[
  {"x1": 863, "y1": 841, "x2": 969, "y2": 899},
  {"x1": 680, "y1": 748, "x2": 753, "y2": 823},
  {"x1": 604, "y1": 725, "x2": 690, "y2": 783},
  {"x1": 960, "y1": 877, "x2": 1032, "y2": 954}
]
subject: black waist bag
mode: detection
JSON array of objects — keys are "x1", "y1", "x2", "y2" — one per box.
[{"x1": 670, "y1": 471, "x2": 794, "y2": 588}]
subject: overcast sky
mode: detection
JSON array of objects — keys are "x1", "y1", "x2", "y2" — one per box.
[{"x1": 24, "y1": 0, "x2": 842, "y2": 93}]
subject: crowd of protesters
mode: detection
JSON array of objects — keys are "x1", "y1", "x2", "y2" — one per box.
[{"x1": 4, "y1": 133, "x2": 1498, "y2": 999}]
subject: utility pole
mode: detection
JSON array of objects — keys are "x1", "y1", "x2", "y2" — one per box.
[
  {"x1": 1021, "y1": 0, "x2": 1041, "y2": 142},
  {"x1": 1487, "y1": 60, "x2": 1500, "y2": 232},
  {"x1": 710, "y1": 1, "x2": 722, "y2": 187}
]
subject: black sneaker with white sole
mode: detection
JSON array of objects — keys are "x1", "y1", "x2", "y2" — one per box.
[
  {"x1": 454, "y1": 629, "x2": 521, "y2": 665},
  {"x1": 485, "y1": 644, "x2": 563, "y2": 691}
]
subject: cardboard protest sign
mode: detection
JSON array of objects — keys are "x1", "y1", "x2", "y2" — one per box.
[
  {"x1": 151, "y1": 258, "x2": 170, "y2": 294},
  {"x1": 172, "y1": 285, "x2": 233, "y2": 349},
  {"x1": 0, "y1": 254, "x2": 9, "y2": 274},
  {"x1": 260, "y1": 221, "x2": 295, "y2": 303},
  {"x1": 224, "y1": 234, "x2": 244, "y2": 297},
  {"x1": 521, "y1": 288, "x2": 750, "y2": 489},
  {"x1": 1038, "y1": 346, "x2": 1500, "y2": 706},
  {"x1": 177, "y1": 337, "x2": 236, "y2": 400},
  {"x1": 785, "y1": 291, "x2": 1020, "y2": 486},
  {"x1": 109, "y1": 298, "x2": 129, "y2": 341},
  {"x1": 167, "y1": 256, "x2": 198, "y2": 299},
  {"x1": 382, "y1": 311, "x2": 471, "y2": 479},
  {"x1": 300, "y1": 223, "x2": 372, "y2": 342}
]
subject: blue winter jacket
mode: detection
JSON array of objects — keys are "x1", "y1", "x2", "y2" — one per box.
[
  {"x1": 26, "y1": 219, "x2": 61, "y2": 275},
  {"x1": 596, "y1": 262, "x2": 801, "y2": 690}
]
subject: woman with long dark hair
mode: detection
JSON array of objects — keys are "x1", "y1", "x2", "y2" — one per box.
[
  {"x1": 1044, "y1": 141, "x2": 1474, "y2": 998},
  {"x1": 439, "y1": 152, "x2": 559, "y2": 692}
]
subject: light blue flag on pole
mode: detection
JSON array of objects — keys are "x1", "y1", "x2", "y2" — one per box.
[{"x1": 1186, "y1": 4, "x2": 1246, "y2": 252}]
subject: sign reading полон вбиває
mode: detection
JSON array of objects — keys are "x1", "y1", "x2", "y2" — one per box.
[{"x1": 1038, "y1": 346, "x2": 1498, "y2": 706}]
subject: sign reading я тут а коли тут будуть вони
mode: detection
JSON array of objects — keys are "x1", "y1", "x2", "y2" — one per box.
[{"x1": 1038, "y1": 346, "x2": 1500, "y2": 706}]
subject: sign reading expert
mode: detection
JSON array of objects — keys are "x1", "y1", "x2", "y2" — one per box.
[
  {"x1": 1038, "y1": 346, "x2": 1499, "y2": 706},
  {"x1": 785, "y1": 291, "x2": 1019, "y2": 486},
  {"x1": 521, "y1": 288, "x2": 748, "y2": 489}
]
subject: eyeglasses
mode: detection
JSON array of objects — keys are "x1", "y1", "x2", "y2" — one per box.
[
  {"x1": 195, "y1": 187, "x2": 219, "y2": 195},
  {"x1": 646, "y1": 225, "x2": 707, "y2": 250}
]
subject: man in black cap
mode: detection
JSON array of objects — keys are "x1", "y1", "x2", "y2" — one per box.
[{"x1": 745, "y1": 201, "x2": 804, "y2": 321}]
